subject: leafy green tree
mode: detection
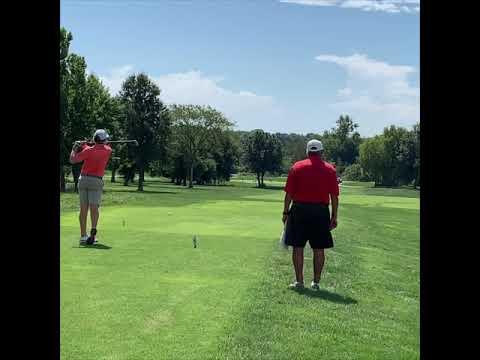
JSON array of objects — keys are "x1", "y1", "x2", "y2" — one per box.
[
  {"x1": 212, "y1": 131, "x2": 240, "y2": 183},
  {"x1": 60, "y1": 27, "x2": 73, "y2": 192},
  {"x1": 65, "y1": 54, "x2": 92, "y2": 192},
  {"x1": 119, "y1": 73, "x2": 171, "y2": 191},
  {"x1": 85, "y1": 75, "x2": 123, "y2": 138},
  {"x1": 109, "y1": 157, "x2": 121, "y2": 183},
  {"x1": 359, "y1": 136, "x2": 388, "y2": 186},
  {"x1": 194, "y1": 158, "x2": 217, "y2": 185},
  {"x1": 359, "y1": 124, "x2": 419, "y2": 187},
  {"x1": 242, "y1": 130, "x2": 283, "y2": 188},
  {"x1": 275, "y1": 133, "x2": 310, "y2": 169},
  {"x1": 322, "y1": 115, "x2": 361, "y2": 168},
  {"x1": 413, "y1": 122, "x2": 420, "y2": 188},
  {"x1": 342, "y1": 163, "x2": 367, "y2": 181},
  {"x1": 383, "y1": 126, "x2": 417, "y2": 186},
  {"x1": 60, "y1": 28, "x2": 123, "y2": 192},
  {"x1": 169, "y1": 104, "x2": 233, "y2": 188}
]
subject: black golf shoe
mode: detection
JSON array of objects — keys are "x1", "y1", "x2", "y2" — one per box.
[{"x1": 86, "y1": 228, "x2": 97, "y2": 245}]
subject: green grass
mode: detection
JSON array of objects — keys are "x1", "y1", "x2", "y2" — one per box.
[
  {"x1": 231, "y1": 174, "x2": 287, "y2": 183},
  {"x1": 61, "y1": 177, "x2": 419, "y2": 359}
]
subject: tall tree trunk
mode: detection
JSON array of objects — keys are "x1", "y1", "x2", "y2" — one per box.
[
  {"x1": 138, "y1": 165, "x2": 144, "y2": 191},
  {"x1": 60, "y1": 166, "x2": 66, "y2": 192},
  {"x1": 261, "y1": 172, "x2": 265, "y2": 188},
  {"x1": 256, "y1": 173, "x2": 261, "y2": 188},
  {"x1": 182, "y1": 177, "x2": 187, "y2": 186},
  {"x1": 189, "y1": 162, "x2": 194, "y2": 188},
  {"x1": 72, "y1": 164, "x2": 81, "y2": 193},
  {"x1": 111, "y1": 166, "x2": 117, "y2": 183}
]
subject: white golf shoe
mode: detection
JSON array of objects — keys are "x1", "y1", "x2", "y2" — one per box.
[
  {"x1": 288, "y1": 281, "x2": 304, "y2": 289},
  {"x1": 79, "y1": 235, "x2": 88, "y2": 245},
  {"x1": 311, "y1": 281, "x2": 320, "y2": 290}
]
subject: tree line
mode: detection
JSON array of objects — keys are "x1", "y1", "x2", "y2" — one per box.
[{"x1": 60, "y1": 27, "x2": 419, "y2": 192}]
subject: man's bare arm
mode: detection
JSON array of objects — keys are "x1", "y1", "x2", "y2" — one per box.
[
  {"x1": 330, "y1": 194, "x2": 338, "y2": 229},
  {"x1": 283, "y1": 192, "x2": 293, "y2": 223},
  {"x1": 70, "y1": 148, "x2": 80, "y2": 164},
  {"x1": 70, "y1": 143, "x2": 85, "y2": 164}
]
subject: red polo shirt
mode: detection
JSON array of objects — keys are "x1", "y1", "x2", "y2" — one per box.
[
  {"x1": 72, "y1": 144, "x2": 112, "y2": 177},
  {"x1": 284, "y1": 155, "x2": 339, "y2": 204}
]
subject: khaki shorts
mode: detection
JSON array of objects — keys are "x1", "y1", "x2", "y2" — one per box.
[{"x1": 78, "y1": 175, "x2": 104, "y2": 206}]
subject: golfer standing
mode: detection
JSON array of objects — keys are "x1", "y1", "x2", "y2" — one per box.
[
  {"x1": 283, "y1": 139, "x2": 339, "y2": 290},
  {"x1": 70, "y1": 129, "x2": 112, "y2": 245}
]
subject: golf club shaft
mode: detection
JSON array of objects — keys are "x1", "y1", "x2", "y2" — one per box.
[
  {"x1": 73, "y1": 139, "x2": 138, "y2": 145},
  {"x1": 107, "y1": 140, "x2": 138, "y2": 144}
]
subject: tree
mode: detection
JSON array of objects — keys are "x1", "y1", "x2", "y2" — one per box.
[
  {"x1": 164, "y1": 143, "x2": 188, "y2": 186},
  {"x1": 119, "y1": 73, "x2": 170, "y2": 191},
  {"x1": 60, "y1": 27, "x2": 123, "y2": 192},
  {"x1": 342, "y1": 163, "x2": 366, "y2": 181},
  {"x1": 211, "y1": 131, "x2": 240, "y2": 183},
  {"x1": 85, "y1": 75, "x2": 123, "y2": 138},
  {"x1": 65, "y1": 53, "x2": 92, "y2": 192},
  {"x1": 359, "y1": 136, "x2": 388, "y2": 186},
  {"x1": 194, "y1": 158, "x2": 217, "y2": 185},
  {"x1": 322, "y1": 115, "x2": 361, "y2": 171},
  {"x1": 60, "y1": 27, "x2": 73, "y2": 192},
  {"x1": 242, "y1": 130, "x2": 283, "y2": 188},
  {"x1": 358, "y1": 125, "x2": 418, "y2": 187},
  {"x1": 413, "y1": 122, "x2": 420, "y2": 188},
  {"x1": 109, "y1": 157, "x2": 121, "y2": 182},
  {"x1": 169, "y1": 104, "x2": 233, "y2": 188},
  {"x1": 275, "y1": 132, "x2": 310, "y2": 169},
  {"x1": 383, "y1": 126, "x2": 416, "y2": 186}
]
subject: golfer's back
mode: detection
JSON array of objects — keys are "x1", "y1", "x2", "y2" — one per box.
[
  {"x1": 77, "y1": 144, "x2": 112, "y2": 177},
  {"x1": 285, "y1": 156, "x2": 338, "y2": 204}
]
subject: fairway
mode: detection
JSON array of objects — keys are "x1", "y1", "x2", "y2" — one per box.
[{"x1": 60, "y1": 178, "x2": 419, "y2": 359}]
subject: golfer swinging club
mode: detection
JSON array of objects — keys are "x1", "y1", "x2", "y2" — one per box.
[
  {"x1": 283, "y1": 139, "x2": 339, "y2": 290},
  {"x1": 70, "y1": 129, "x2": 112, "y2": 245}
]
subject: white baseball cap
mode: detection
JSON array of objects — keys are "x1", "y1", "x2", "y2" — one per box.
[
  {"x1": 93, "y1": 129, "x2": 109, "y2": 141},
  {"x1": 306, "y1": 139, "x2": 323, "y2": 154}
]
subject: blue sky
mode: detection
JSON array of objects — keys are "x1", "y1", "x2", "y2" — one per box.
[{"x1": 61, "y1": 0, "x2": 420, "y2": 136}]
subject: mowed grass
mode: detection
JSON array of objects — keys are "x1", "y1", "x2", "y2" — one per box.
[{"x1": 60, "y1": 177, "x2": 419, "y2": 359}]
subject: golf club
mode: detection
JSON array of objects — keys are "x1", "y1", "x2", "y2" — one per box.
[{"x1": 73, "y1": 139, "x2": 139, "y2": 146}]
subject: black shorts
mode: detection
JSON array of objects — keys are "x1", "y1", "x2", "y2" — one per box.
[{"x1": 285, "y1": 202, "x2": 334, "y2": 249}]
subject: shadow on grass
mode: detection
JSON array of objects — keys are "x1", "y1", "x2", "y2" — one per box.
[
  {"x1": 105, "y1": 189, "x2": 177, "y2": 195},
  {"x1": 73, "y1": 244, "x2": 112, "y2": 250},
  {"x1": 292, "y1": 288, "x2": 358, "y2": 305},
  {"x1": 240, "y1": 185, "x2": 284, "y2": 191}
]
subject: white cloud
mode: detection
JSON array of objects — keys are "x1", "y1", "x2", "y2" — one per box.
[
  {"x1": 279, "y1": 0, "x2": 420, "y2": 14},
  {"x1": 99, "y1": 65, "x2": 135, "y2": 94},
  {"x1": 63, "y1": 0, "x2": 189, "y2": 7},
  {"x1": 341, "y1": 0, "x2": 399, "y2": 13},
  {"x1": 153, "y1": 71, "x2": 287, "y2": 131},
  {"x1": 99, "y1": 67, "x2": 287, "y2": 132},
  {"x1": 279, "y1": 0, "x2": 339, "y2": 6},
  {"x1": 316, "y1": 53, "x2": 419, "y2": 135}
]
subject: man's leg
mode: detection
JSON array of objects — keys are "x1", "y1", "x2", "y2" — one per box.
[
  {"x1": 78, "y1": 177, "x2": 89, "y2": 238},
  {"x1": 89, "y1": 204, "x2": 99, "y2": 230},
  {"x1": 292, "y1": 247, "x2": 305, "y2": 283},
  {"x1": 313, "y1": 248, "x2": 325, "y2": 283},
  {"x1": 79, "y1": 203, "x2": 89, "y2": 237},
  {"x1": 87, "y1": 182, "x2": 103, "y2": 243}
]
